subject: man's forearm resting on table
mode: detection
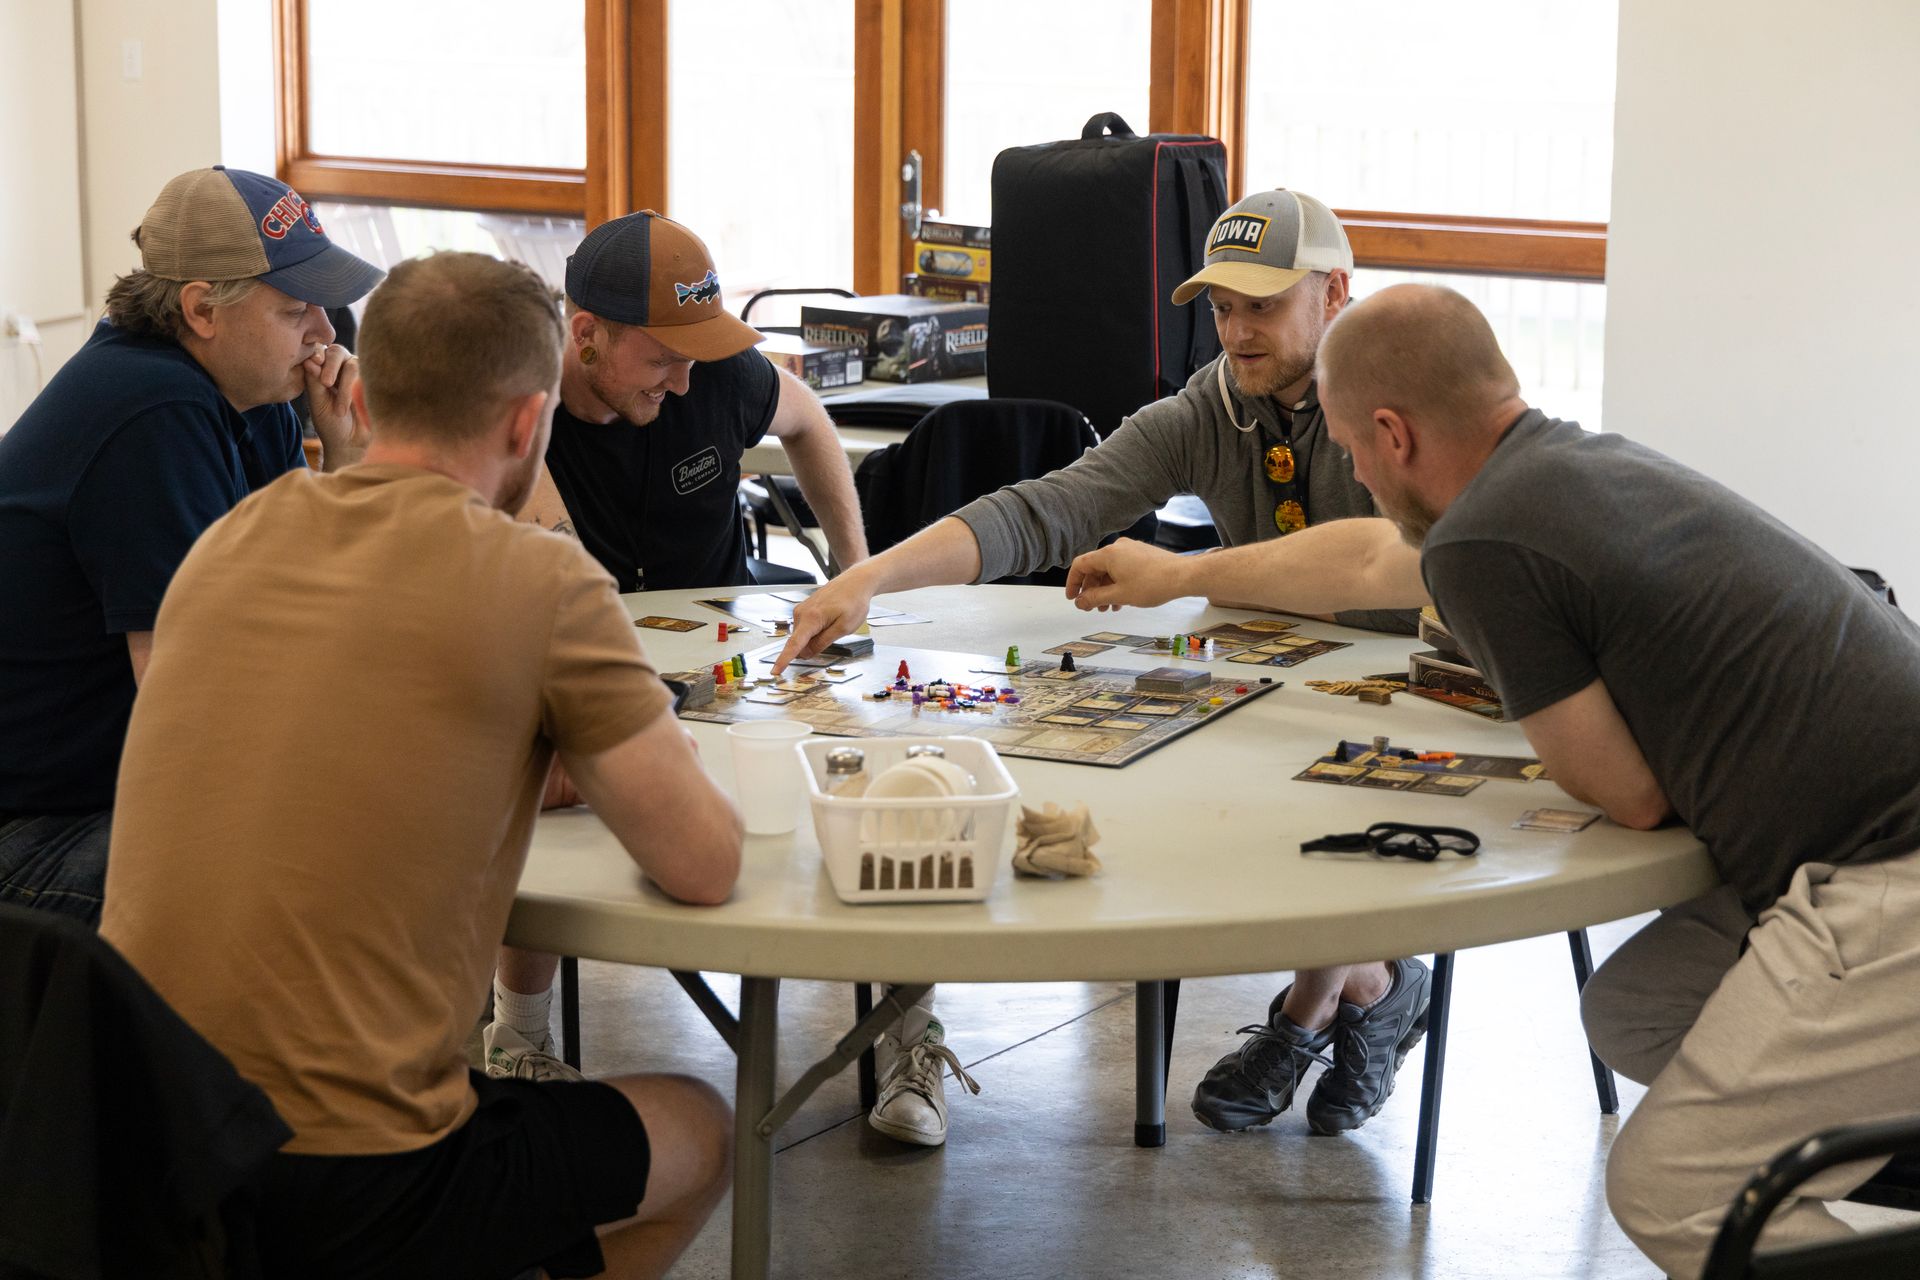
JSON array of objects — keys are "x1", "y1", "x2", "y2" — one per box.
[{"x1": 1516, "y1": 678, "x2": 1673, "y2": 830}]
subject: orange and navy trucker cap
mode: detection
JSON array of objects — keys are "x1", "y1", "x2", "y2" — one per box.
[
  {"x1": 563, "y1": 211, "x2": 763, "y2": 363},
  {"x1": 138, "y1": 166, "x2": 383, "y2": 308}
]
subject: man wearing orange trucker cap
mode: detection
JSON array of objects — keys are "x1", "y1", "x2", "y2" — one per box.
[
  {"x1": 775, "y1": 189, "x2": 1433, "y2": 1143},
  {"x1": 489, "y1": 212, "x2": 917, "y2": 1114},
  {"x1": 0, "y1": 165, "x2": 381, "y2": 926}
]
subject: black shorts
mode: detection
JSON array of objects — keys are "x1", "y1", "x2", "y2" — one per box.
[{"x1": 255, "y1": 1071, "x2": 650, "y2": 1280}]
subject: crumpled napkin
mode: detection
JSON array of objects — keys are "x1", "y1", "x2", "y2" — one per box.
[{"x1": 1013, "y1": 802, "x2": 1103, "y2": 878}]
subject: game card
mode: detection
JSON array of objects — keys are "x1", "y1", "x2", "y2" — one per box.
[
  {"x1": 1514, "y1": 808, "x2": 1600, "y2": 832},
  {"x1": 1228, "y1": 651, "x2": 1278, "y2": 665},
  {"x1": 1072, "y1": 693, "x2": 1135, "y2": 712},
  {"x1": 1045, "y1": 641, "x2": 1115, "y2": 657},
  {"x1": 1130, "y1": 699, "x2": 1190, "y2": 716},
  {"x1": 1083, "y1": 631, "x2": 1150, "y2": 645},
  {"x1": 1450, "y1": 754, "x2": 1546, "y2": 782},
  {"x1": 1353, "y1": 768, "x2": 1424, "y2": 790},
  {"x1": 635, "y1": 615, "x2": 704, "y2": 632},
  {"x1": 1411, "y1": 775, "x2": 1485, "y2": 797},
  {"x1": 1295, "y1": 762, "x2": 1367, "y2": 785},
  {"x1": 1263, "y1": 640, "x2": 1351, "y2": 666},
  {"x1": 743, "y1": 689, "x2": 801, "y2": 705},
  {"x1": 1038, "y1": 711, "x2": 1101, "y2": 727},
  {"x1": 1029, "y1": 668, "x2": 1086, "y2": 682},
  {"x1": 1095, "y1": 716, "x2": 1153, "y2": 732}
]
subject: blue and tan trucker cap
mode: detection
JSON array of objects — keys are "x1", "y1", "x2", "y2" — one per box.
[
  {"x1": 1171, "y1": 189, "x2": 1353, "y2": 305},
  {"x1": 137, "y1": 166, "x2": 384, "y2": 308}
]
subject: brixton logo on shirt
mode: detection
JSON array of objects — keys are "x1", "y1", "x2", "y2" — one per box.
[
  {"x1": 672, "y1": 446, "x2": 723, "y2": 495},
  {"x1": 1207, "y1": 214, "x2": 1270, "y2": 257}
]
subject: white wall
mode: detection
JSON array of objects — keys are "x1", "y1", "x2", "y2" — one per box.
[
  {"x1": 76, "y1": 0, "x2": 225, "y2": 303},
  {"x1": 0, "y1": 0, "x2": 89, "y2": 423},
  {"x1": 1605, "y1": 0, "x2": 1920, "y2": 592}
]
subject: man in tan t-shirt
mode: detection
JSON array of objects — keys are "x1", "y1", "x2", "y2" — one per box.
[{"x1": 100, "y1": 251, "x2": 743, "y2": 1280}]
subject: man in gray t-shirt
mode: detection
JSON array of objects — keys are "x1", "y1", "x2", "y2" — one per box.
[{"x1": 1063, "y1": 283, "x2": 1920, "y2": 1279}]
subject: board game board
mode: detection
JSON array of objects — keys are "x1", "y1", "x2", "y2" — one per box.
[
  {"x1": 670, "y1": 641, "x2": 1282, "y2": 768},
  {"x1": 1044, "y1": 622, "x2": 1352, "y2": 668}
]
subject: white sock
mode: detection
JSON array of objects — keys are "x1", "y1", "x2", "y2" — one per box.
[{"x1": 494, "y1": 978, "x2": 553, "y2": 1041}]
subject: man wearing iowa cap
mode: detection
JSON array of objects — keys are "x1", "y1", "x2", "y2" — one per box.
[
  {"x1": 776, "y1": 190, "x2": 1432, "y2": 1141},
  {"x1": 0, "y1": 165, "x2": 382, "y2": 925},
  {"x1": 516, "y1": 209, "x2": 867, "y2": 590}
]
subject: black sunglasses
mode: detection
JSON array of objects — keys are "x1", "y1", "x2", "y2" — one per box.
[{"x1": 1300, "y1": 822, "x2": 1482, "y2": 862}]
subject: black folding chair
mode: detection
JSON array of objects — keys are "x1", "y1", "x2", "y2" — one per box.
[{"x1": 1700, "y1": 1113, "x2": 1920, "y2": 1279}]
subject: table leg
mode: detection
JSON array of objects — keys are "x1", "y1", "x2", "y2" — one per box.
[
  {"x1": 1135, "y1": 980, "x2": 1167, "y2": 1147},
  {"x1": 1410, "y1": 952, "x2": 1455, "y2": 1205},
  {"x1": 732, "y1": 977, "x2": 779, "y2": 1280}
]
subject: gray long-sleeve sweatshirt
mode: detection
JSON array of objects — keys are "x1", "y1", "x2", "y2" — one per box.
[{"x1": 953, "y1": 353, "x2": 1420, "y2": 634}]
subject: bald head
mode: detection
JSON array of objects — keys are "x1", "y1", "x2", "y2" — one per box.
[{"x1": 1317, "y1": 283, "x2": 1520, "y2": 436}]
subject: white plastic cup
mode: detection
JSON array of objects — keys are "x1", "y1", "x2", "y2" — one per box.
[{"x1": 726, "y1": 721, "x2": 813, "y2": 835}]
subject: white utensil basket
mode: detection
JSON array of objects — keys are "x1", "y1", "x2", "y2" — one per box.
[{"x1": 799, "y1": 736, "x2": 1018, "y2": 904}]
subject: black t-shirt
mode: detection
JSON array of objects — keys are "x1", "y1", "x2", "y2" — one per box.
[
  {"x1": 1422, "y1": 409, "x2": 1920, "y2": 914},
  {"x1": 545, "y1": 349, "x2": 780, "y2": 592},
  {"x1": 0, "y1": 322, "x2": 304, "y2": 812}
]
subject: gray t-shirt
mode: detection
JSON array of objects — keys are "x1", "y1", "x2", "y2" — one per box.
[
  {"x1": 1422, "y1": 409, "x2": 1920, "y2": 915},
  {"x1": 954, "y1": 353, "x2": 1418, "y2": 634}
]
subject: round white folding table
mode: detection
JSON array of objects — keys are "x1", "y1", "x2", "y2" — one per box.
[{"x1": 507, "y1": 584, "x2": 1716, "y2": 1279}]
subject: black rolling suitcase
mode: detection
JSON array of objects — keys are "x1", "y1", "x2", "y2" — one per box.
[{"x1": 987, "y1": 112, "x2": 1228, "y2": 436}]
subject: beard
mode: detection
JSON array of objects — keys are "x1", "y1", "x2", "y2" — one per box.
[
  {"x1": 584, "y1": 361, "x2": 666, "y2": 426},
  {"x1": 1376, "y1": 484, "x2": 1441, "y2": 548},
  {"x1": 1225, "y1": 349, "x2": 1318, "y2": 400}
]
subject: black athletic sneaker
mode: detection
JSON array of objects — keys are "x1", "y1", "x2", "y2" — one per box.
[
  {"x1": 1305, "y1": 956, "x2": 1433, "y2": 1136},
  {"x1": 1190, "y1": 985, "x2": 1335, "y2": 1132}
]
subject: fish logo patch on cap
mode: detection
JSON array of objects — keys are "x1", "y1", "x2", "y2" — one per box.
[{"x1": 674, "y1": 269, "x2": 721, "y2": 307}]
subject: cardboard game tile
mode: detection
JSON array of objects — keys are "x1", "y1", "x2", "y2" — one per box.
[
  {"x1": 1045, "y1": 641, "x2": 1115, "y2": 657},
  {"x1": 1352, "y1": 768, "x2": 1424, "y2": 790},
  {"x1": 1096, "y1": 716, "x2": 1153, "y2": 731},
  {"x1": 1131, "y1": 699, "x2": 1191, "y2": 717},
  {"x1": 636, "y1": 615, "x2": 705, "y2": 632},
  {"x1": 1514, "y1": 807, "x2": 1600, "y2": 832},
  {"x1": 1038, "y1": 711, "x2": 1102, "y2": 727},
  {"x1": 1411, "y1": 775, "x2": 1485, "y2": 797},
  {"x1": 1295, "y1": 762, "x2": 1368, "y2": 784}
]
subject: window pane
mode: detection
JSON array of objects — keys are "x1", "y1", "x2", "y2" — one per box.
[
  {"x1": 312, "y1": 203, "x2": 584, "y2": 319},
  {"x1": 941, "y1": 0, "x2": 1152, "y2": 224},
  {"x1": 1353, "y1": 270, "x2": 1607, "y2": 430},
  {"x1": 668, "y1": 0, "x2": 855, "y2": 316},
  {"x1": 306, "y1": 2, "x2": 586, "y2": 170},
  {"x1": 1245, "y1": 1, "x2": 1617, "y2": 221}
]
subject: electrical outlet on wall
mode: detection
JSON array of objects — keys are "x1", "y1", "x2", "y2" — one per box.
[{"x1": 121, "y1": 39, "x2": 142, "y2": 81}]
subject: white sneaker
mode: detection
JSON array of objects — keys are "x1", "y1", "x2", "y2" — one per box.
[
  {"x1": 483, "y1": 1022, "x2": 585, "y2": 1083},
  {"x1": 868, "y1": 1017, "x2": 980, "y2": 1146}
]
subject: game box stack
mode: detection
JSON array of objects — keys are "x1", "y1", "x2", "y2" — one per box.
[
  {"x1": 757, "y1": 331, "x2": 864, "y2": 390},
  {"x1": 1407, "y1": 606, "x2": 1505, "y2": 718},
  {"x1": 910, "y1": 219, "x2": 990, "y2": 284},
  {"x1": 903, "y1": 274, "x2": 990, "y2": 304},
  {"x1": 800, "y1": 294, "x2": 989, "y2": 383}
]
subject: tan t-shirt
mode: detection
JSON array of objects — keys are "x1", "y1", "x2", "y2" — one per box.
[{"x1": 100, "y1": 463, "x2": 667, "y2": 1156}]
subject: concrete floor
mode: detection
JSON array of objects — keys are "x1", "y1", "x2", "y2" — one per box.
[{"x1": 564, "y1": 916, "x2": 1658, "y2": 1279}]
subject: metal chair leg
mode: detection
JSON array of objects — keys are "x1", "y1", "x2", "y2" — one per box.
[
  {"x1": 1410, "y1": 951, "x2": 1455, "y2": 1204},
  {"x1": 1566, "y1": 929, "x2": 1619, "y2": 1114},
  {"x1": 1162, "y1": 979, "x2": 1180, "y2": 1082},
  {"x1": 854, "y1": 983, "x2": 878, "y2": 1111},
  {"x1": 559, "y1": 955, "x2": 581, "y2": 1070}
]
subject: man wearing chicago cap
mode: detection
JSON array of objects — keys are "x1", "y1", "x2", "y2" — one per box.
[
  {"x1": 516, "y1": 209, "x2": 867, "y2": 589},
  {"x1": 776, "y1": 189, "x2": 1430, "y2": 1143},
  {"x1": 0, "y1": 165, "x2": 382, "y2": 925},
  {"x1": 490, "y1": 210, "x2": 872, "y2": 1088}
]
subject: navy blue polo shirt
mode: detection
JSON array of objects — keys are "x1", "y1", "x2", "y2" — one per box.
[
  {"x1": 0, "y1": 321, "x2": 305, "y2": 813},
  {"x1": 544, "y1": 348, "x2": 779, "y2": 592}
]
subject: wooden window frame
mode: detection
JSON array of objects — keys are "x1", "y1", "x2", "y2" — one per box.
[
  {"x1": 273, "y1": 0, "x2": 666, "y2": 225},
  {"x1": 276, "y1": 0, "x2": 1604, "y2": 287}
]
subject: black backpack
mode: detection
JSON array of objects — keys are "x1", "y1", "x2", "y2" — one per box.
[{"x1": 987, "y1": 112, "x2": 1228, "y2": 436}]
